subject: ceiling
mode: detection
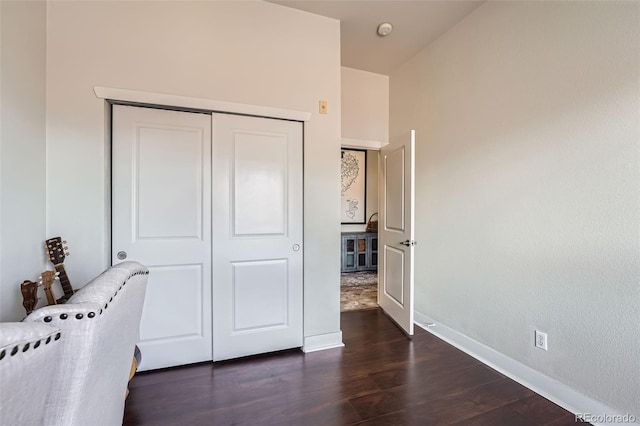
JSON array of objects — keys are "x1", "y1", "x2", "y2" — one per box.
[{"x1": 268, "y1": 0, "x2": 484, "y2": 75}]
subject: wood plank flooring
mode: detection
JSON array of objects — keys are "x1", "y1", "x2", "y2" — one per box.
[{"x1": 124, "y1": 309, "x2": 581, "y2": 425}]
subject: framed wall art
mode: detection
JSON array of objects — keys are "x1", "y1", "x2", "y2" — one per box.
[{"x1": 341, "y1": 148, "x2": 367, "y2": 224}]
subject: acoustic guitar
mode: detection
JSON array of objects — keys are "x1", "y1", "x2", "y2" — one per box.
[
  {"x1": 39, "y1": 270, "x2": 59, "y2": 306},
  {"x1": 45, "y1": 237, "x2": 74, "y2": 303}
]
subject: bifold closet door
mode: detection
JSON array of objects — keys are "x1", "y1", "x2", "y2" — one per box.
[
  {"x1": 112, "y1": 105, "x2": 213, "y2": 371},
  {"x1": 212, "y1": 113, "x2": 303, "y2": 361}
]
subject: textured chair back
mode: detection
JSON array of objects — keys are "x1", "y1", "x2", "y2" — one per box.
[
  {"x1": 24, "y1": 261, "x2": 148, "y2": 426},
  {"x1": 0, "y1": 323, "x2": 63, "y2": 425}
]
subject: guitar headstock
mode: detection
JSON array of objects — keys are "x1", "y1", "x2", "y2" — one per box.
[
  {"x1": 39, "y1": 270, "x2": 59, "y2": 291},
  {"x1": 45, "y1": 237, "x2": 69, "y2": 265},
  {"x1": 20, "y1": 280, "x2": 39, "y2": 314}
]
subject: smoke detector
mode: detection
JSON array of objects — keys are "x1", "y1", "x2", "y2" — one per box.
[{"x1": 377, "y1": 22, "x2": 393, "y2": 37}]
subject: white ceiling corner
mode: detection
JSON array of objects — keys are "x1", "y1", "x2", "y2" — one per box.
[{"x1": 267, "y1": 0, "x2": 485, "y2": 75}]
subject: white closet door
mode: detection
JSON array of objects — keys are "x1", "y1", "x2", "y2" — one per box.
[
  {"x1": 112, "y1": 105, "x2": 213, "y2": 370},
  {"x1": 212, "y1": 113, "x2": 303, "y2": 361}
]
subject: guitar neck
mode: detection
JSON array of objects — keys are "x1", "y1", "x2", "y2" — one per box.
[
  {"x1": 54, "y1": 264, "x2": 74, "y2": 297},
  {"x1": 43, "y1": 286, "x2": 57, "y2": 305}
]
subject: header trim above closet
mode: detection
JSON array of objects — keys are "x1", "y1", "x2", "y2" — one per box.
[{"x1": 94, "y1": 86, "x2": 311, "y2": 122}]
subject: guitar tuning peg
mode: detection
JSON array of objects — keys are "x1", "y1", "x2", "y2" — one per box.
[
  {"x1": 65, "y1": 252, "x2": 70, "y2": 256},
  {"x1": 62, "y1": 240, "x2": 67, "y2": 244},
  {"x1": 63, "y1": 246, "x2": 69, "y2": 250}
]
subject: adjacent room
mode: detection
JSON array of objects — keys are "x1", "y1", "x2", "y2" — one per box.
[
  {"x1": 1, "y1": 1, "x2": 638, "y2": 425},
  {"x1": 340, "y1": 147, "x2": 381, "y2": 312}
]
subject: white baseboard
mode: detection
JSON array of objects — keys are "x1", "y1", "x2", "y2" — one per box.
[
  {"x1": 414, "y1": 311, "x2": 638, "y2": 426},
  {"x1": 302, "y1": 331, "x2": 344, "y2": 353}
]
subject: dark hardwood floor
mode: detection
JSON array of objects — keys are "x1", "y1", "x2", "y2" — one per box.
[{"x1": 124, "y1": 309, "x2": 581, "y2": 425}]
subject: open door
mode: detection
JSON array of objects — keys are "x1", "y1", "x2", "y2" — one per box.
[{"x1": 378, "y1": 130, "x2": 415, "y2": 335}]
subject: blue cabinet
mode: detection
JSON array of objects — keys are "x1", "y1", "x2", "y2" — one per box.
[{"x1": 341, "y1": 232, "x2": 378, "y2": 272}]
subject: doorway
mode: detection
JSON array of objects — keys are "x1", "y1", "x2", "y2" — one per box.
[{"x1": 340, "y1": 149, "x2": 380, "y2": 312}]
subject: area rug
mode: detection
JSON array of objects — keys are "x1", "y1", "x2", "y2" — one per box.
[{"x1": 341, "y1": 271, "x2": 378, "y2": 312}]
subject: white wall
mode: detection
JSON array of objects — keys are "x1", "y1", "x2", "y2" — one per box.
[
  {"x1": 45, "y1": 1, "x2": 341, "y2": 340},
  {"x1": 390, "y1": 1, "x2": 639, "y2": 416},
  {"x1": 0, "y1": 1, "x2": 47, "y2": 321},
  {"x1": 341, "y1": 66, "x2": 389, "y2": 144}
]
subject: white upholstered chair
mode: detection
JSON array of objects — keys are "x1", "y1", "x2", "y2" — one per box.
[
  {"x1": 0, "y1": 322, "x2": 63, "y2": 426},
  {"x1": 23, "y1": 261, "x2": 148, "y2": 426}
]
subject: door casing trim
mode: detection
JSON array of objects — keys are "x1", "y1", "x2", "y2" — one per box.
[{"x1": 95, "y1": 86, "x2": 311, "y2": 122}]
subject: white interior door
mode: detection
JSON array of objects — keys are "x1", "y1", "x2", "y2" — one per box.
[
  {"x1": 378, "y1": 130, "x2": 416, "y2": 335},
  {"x1": 112, "y1": 105, "x2": 213, "y2": 370},
  {"x1": 212, "y1": 113, "x2": 303, "y2": 361}
]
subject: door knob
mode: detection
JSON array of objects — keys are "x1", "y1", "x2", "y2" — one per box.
[
  {"x1": 292, "y1": 244, "x2": 301, "y2": 252},
  {"x1": 400, "y1": 240, "x2": 417, "y2": 247},
  {"x1": 116, "y1": 251, "x2": 127, "y2": 260}
]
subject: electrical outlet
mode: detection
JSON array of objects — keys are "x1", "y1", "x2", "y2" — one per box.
[
  {"x1": 319, "y1": 100, "x2": 327, "y2": 114},
  {"x1": 535, "y1": 330, "x2": 548, "y2": 351}
]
